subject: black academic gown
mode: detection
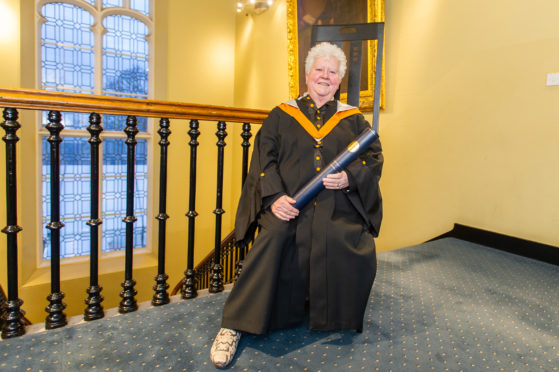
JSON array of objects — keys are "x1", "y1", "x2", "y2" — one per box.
[{"x1": 221, "y1": 99, "x2": 383, "y2": 334}]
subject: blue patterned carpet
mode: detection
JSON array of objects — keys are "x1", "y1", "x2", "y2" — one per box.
[{"x1": 1, "y1": 238, "x2": 558, "y2": 371}]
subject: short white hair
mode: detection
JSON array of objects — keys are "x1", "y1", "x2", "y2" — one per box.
[{"x1": 305, "y1": 42, "x2": 347, "y2": 79}]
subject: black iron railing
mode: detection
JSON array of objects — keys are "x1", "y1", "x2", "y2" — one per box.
[
  {"x1": 171, "y1": 230, "x2": 253, "y2": 296},
  {"x1": 84, "y1": 113, "x2": 104, "y2": 320},
  {"x1": 0, "y1": 88, "x2": 266, "y2": 339}
]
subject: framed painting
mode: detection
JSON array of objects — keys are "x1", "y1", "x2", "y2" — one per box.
[{"x1": 286, "y1": 0, "x2": 385, "y2": 110}]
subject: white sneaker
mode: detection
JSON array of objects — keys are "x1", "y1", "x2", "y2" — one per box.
[{"x1": 210, "y1": 328, "x2": 241, "y2": 368}]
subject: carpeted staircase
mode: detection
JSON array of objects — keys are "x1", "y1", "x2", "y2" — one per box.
[{"x1": 1, "y1": 238, "x2": 558, "y2": 371}]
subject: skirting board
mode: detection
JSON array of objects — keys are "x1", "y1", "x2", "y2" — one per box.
[{"x1": 429, "y1": 224, "x2": 559, "y2": 266}]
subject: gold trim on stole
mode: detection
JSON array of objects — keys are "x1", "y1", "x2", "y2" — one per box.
[{"x1": 278, "y1": 103, "x2": 360, "y2": 140}]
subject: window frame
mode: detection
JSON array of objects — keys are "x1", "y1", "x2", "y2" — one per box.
[{"x1": 34, "y1": 0, "x2": 155, "y2": 267}]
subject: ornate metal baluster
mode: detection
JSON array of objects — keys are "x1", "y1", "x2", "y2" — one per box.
[
  {"x1": 152, "y1": 118, "x2": 170, "y2": 306},
  {"x1": 1, "y1": 108, "x2": 25, "y2": 339},
  {"x1": 200, "y1": 262, "x2": 210, "y2": 289},
  {"x1": 227, "y1": 245, "x2": 232, "y2": 283},
  {"x1": 209, "y1": 121, "x2": 227, "y2": 293},
  {"x1": 234, "y1": 123, "x2": 252, "y2": 281},
  {"x1": 233, "y1": 243, "x2": 239, "y2": 281},
  {"x1": 84, "y1": 113, "x2": 104, "y2": 320},
  {"x1": 45, "y1": 111, "x2": 67, "y2": 329},
  {"x1": 182, "y1": 119, "x2": 200, "y2": 299},
  {"x1": 241, "y1": 123, "x2": 252, "y2": 185},
  {"x1": 119, "y1": 116, "x2": 138, "y2": 313},
  {"x1": 200, "y1": 267, "x2": 206, "y2": 289},
  {"x1": 223, "y1": 248, "x2": 228, "y2": 284}
]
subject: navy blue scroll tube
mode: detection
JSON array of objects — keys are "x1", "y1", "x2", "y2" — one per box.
[{"x1": 292, "y1": 127, "x2": 379, "y2": 210}]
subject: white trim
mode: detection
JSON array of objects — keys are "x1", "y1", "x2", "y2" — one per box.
[
  {"x1": 283, "y1": 99, "x2": 298, "y2": 108},
  {"x1": 336, "y1": 101, "x2": 358, "y2": 113},
  {"x1": 41, "y1": 40, "x2": 95, "y2": 51}
]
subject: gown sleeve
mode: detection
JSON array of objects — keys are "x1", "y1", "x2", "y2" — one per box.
[
  {"x1": 344, "y1": 113, "x2": 384, "y2": 236},
  {"x1": 234, "y1": 107, "x2": 287, "y2": 245},
  {"x1": 256, "y1": 107, "x2": 287, "y2": 199}
]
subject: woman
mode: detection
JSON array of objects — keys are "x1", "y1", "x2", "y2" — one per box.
[{"x1": 210, "y1": 42, "x2": 383, "y2": 368}]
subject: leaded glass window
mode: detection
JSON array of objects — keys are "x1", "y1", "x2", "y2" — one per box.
[
  {"x1": 38, "y1": 0, "x2": 153, "y2": 260},
  {"x1": 130, "y1": 0, "x2": 150, "y2": 16},
  {"x1": 41, "y1": 3, "x2": 94, "y2": 93},
  {"x1": 103, "y1": 15, "x2": 149, "y2": 98},
  {"x1": 103, "y1": 0, "x2": 123, "y2": 8}
]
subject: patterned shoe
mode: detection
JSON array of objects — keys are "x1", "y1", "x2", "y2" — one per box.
[{"x1": 210, "y1": 328, "x2": 241, "y2": 368}]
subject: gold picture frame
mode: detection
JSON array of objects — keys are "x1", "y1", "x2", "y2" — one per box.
[{"x1": 286, "y1": 0, "x2": 385, "y2": 111}]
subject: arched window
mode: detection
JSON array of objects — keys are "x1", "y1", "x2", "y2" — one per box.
[{"x1": 37, "y1": 0, "x2": 153, "y2": 259}]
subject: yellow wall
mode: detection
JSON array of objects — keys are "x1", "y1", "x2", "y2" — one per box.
[
  {"x1": 232, "y1": 0, "x2": 559, "y2": 251},
  {"x1": 162, "y1": 0, "x2": 239, "y2": 291},
  {"x1": 375, "y1": 0, "x2": 559, "y2": 250},
  {"x1": 0, "y1": 0, "x2": 19, "y2": 87},
  {"x1": 234, "y1": 1, "x2": 289, "y2": 109},
  {"x1": 0, "y1": 0, "x2": 20, "y2": 306}
]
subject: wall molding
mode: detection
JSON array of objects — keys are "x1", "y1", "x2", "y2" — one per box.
[{"x1": 430, "y1": 224, "x2": 559, "y2": 266}]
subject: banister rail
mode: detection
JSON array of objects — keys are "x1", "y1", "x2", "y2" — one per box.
[
  {"x1": 0, "y1": 87, "x2": 265, "y2": 339},
  {"x1": 0, "y1": 88, "x2": 268, "y2": 123}
]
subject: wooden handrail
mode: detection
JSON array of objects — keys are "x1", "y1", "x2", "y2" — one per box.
[{"x1": 0, "y1": 88, "x2": 269, "y2": 123}]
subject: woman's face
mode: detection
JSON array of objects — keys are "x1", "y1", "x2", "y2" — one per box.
[{"x1": 305, "y1": 56, "x2": 342, "y2": 103}]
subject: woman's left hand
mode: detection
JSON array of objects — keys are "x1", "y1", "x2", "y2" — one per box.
[{"x1": 323, "y1": 171, "x2": 349, "y2": 190}]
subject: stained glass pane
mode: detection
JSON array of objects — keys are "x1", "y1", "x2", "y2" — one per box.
[
  {"x1": 103, "y1": 15, "x2": 149, "y2": 99},
  {"x1": 41, "y1": 44, "x2": 94, "y2": 92},
  {"x1": 42, "y1": 111, "x2": 91, "y2": 131},
  {"x1": 103, "y1": 114, "x2": 147, "y2": 132},
  {"x1": 41, "y1": 3, "x2": 94, "y2": 93},
  {"x1": 102, "y1": 59, "x2": 148, "y2": 96},
  {"x1": 83, "y1": 0, "x2": 96, "y2": 6},
  {"x1": 131, "y1": 0, "x2": 150, "y2": 16},
  {"x1": 103, "y1": 0, "x2": 122, "y2": 8},
  {"x1": 42, "y1": 136, "x2": 92, "y2": 260},
  {"x1": 101, "y1": 138, "x2": 148, "y2": 253}
]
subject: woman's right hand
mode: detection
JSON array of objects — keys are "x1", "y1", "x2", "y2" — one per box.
[{"x1": 271, "y1": 195, "x2": 299, "y2": 221}]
